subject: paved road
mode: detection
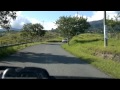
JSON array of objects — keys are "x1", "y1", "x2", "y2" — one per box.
[{"x1": 0, "y1": 43, "x2": 111, "y2": 78}]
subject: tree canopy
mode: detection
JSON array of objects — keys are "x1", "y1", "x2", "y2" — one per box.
[
  {"x1": 55, "y1": 16, "x2": 90, "y2": 40},
  {"x1": 0, "y1": 11, "x2": 17, "y2": 30},
  {"x1": 21, "y1": 23, "x2": 46, "y2": 39},
  {"x1": 106, "y1": 12, "x2": 120, "y2": 39}
]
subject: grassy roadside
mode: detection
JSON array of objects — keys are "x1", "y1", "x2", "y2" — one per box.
[
  {"x1": 62, "y1": 33, "x2": 120, "y2": 78},
  {"x1": 46, "y1": 36, "x2": 62, "y2": 42},
  {"x1": 0, "y1": 41, "x2": 47, "y2": 59},
  {"x1": 0, "y1": 35, "x2": 61, "y2": 59}
]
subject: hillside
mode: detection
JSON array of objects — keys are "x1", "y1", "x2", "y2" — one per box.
[
  {"x1": 0, "y1": 28, "x2": 21, "y2": 31},
  {"x1": 88, "y1": 20, "x2": 103, "y2": 32},
  {"x1": 89, "y1": 20, "x2": 103, "y2": 28},
  {"x1": 62, "y1": 33, "x2": 120, "y2": 78},
  {"x1": 0, "y1": 19, "x2": 103, "y2": 32}
]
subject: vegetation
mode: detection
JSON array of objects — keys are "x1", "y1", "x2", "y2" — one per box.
[
  {"x1": 0, "y1": 28, "x2": 61, "y2": 59},
  {"x1": 0, "y1": 31, "x2": 33, "y2": 46},
  {"x1": 106, "y1": 12, "x2": 120, "y2": 39},
  {"x1": 0, "y1": 31, "x2": 21, "y2": 46},
  {"x1": 0, "y1": 22, "x2": 48, "y2": 46},
  {"x1": 0, "y1": 41, "x2": 47, "y2": 59},
  {"x1": 1, "y1": 11, "x2": 120, "y2": 79},
  {"x1": 0, "y1": 28, "x2": 62, "y2": 46},
  {"x1": 0, "y1": 11, "x2": 17, "y2": 30},
  {"x1": 44, "y1": 29, "x2": 62, "y2": 42},
  {"x1": 55, "y1": 16, "x2": 90, "y2": 45},
  {"x1": 62, "y1": 33, "x2": 120, "y2": 78},
  {"x1": 21, "y1": 23, "x2": 46, "y2": 42},
  {"x1": 88, "y1": 20, "x2": 103, "y2": 33}
]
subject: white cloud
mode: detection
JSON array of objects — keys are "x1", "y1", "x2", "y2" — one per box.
[
  {"x1": 10, "y1": 11, "x2": 56, "y2": 30},
  {"x1": 74, "y1": 11, "x2": 104, "y2": 21},
  {"x1": 43, "y1": 22, "x2": 57, "y2": 30},
  {"x1": 11, "y1": 15, "x2": 31, "y2": 29},
  {"x1": 106, "y1": 11, "x2": 117, "y2": 19},
  {"x1": 0, "y1": 11, "x2": 23, "y2": 29},
  {"x1": 87, "y1": 11, "x2": 104, "y2": 21},
  {"x1": 9, "y1": 11, "x2": 118, "y2": 30},
  {"x1": 16, "y1": 11, "x2": 22, "y2": 16},
  {"x1": 26, "y1": 17, "x2": 40, "y2": 24},
  {"x1": 75, "y1": 11, "x2": 118, "y2": 22}
]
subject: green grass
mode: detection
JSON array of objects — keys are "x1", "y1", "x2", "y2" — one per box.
[
  {"x1": 0, "y1": 41, "x2": 47, "y2": 59},
  {"x1": 47, "y1": 36, "x2": 62, "y2": 42},
  {"x1": 62, "y1": 33, "x2": 120, "y2": 78}
]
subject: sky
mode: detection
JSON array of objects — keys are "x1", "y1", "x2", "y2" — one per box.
[{"x1": 2, "y1": 11, "x2": 118, "y2": 30}]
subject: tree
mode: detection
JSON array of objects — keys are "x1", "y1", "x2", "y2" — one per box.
[
  {"x1": 32, "y1": 23, "x2": 44, "y2": 37},
  {"x1": 21, "y1": 23, "x2": 45, "y2": 42},
  {"x1": 0, "y1": 11, "x2": 17, "y2": 31},
  {"x1": 107, "y1": 12, "x2": 120, "y2": 39},
  {"x1": 55, "y1": 16, "x2": 90, "y2": 45}
]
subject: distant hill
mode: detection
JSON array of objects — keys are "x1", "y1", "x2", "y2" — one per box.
[
  {"x1": 0, "y1": 28, "x2": 21, "y2": 31},
  {"x1": 89, "y1": 20, "x2": 103, "y2": 28},
  {"x1": 0, "y1": 20, "x2": 104, "y2": 32},
  {"x1": 0, "y1": 29, "x2": 4, "y2": 31},
  {"x1": 10, "y1": 28, "x2": 21, "y2": 31},
  {"x1": 0, "y1": 29, "x2": 20, "y2": 36},
  {"x1": 88, "y1": 20, "x2": 103, "y2": 31}
]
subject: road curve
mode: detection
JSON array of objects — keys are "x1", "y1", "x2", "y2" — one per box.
[{"x1": 0, "y1": 43, "x2": 111, "y2": 78}]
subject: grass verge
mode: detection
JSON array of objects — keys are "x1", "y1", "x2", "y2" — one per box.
[
  {"x1": 62, "y1": 33, "x2": 120, "y2": 79},
  {"x1": 0, "y1": 41, "x2": 47, "y2": 59},
  {"x1": 46, "y1": 36, "x2": 62, "y2": 42}
]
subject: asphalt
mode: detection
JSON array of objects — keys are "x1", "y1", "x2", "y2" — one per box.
[{"x1": 0, "y1": 43, "x2": 111, "y2": 78}]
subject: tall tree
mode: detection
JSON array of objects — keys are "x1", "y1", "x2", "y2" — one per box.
[
  {"x1": 56, "y1": 16, "x2": 90, "y2": 45},
  {"x1": 0, "y1": 11, "x2": 17, "y2": 31},
  {"x1": 21, "y1": 23, "x2": 45, "y2": 42},
  {"x1": 32, "y1": 23, "x2": 44, "y2": 37},
  {"x1": 107, "y1": 12, "x2": 120, "y2": 39}
]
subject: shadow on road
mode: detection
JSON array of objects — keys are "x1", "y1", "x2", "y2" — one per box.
[{"x1": 1, "y1": 52, "x2": 88, "y2": 64}]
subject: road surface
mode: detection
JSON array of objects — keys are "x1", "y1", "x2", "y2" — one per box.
[{"x1": 0, "y1": 43, "x2": 111, "y2": 78}]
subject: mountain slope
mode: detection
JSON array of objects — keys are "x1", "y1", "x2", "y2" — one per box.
[
  {"x1": 0, "y1": 20, "x2": 103, "y2": 31},
  {"x1": 89, "y1": 20, "x2": 103, "y2": 30},
  {"x1": 0, "y1": 28, "x2": 21, "y2": 31}
]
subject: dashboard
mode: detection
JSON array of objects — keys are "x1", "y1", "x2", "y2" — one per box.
[
  {"x1": 0, "y1": 66, "x2": 51, "y2": 79},
  {"x1": 0, "y1": 66, "x2": 110, "y2": 79}
]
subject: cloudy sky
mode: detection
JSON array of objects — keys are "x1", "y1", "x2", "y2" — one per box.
[{"x1": 8, "y1": 11, "x2": 117, "y2": 30}]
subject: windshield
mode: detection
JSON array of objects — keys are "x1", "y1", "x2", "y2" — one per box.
[{"x1": 0, "y1": 11, "x2": 119, "y2": 79}]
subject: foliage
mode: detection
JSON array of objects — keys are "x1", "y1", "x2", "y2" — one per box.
[
  {"x1": 55, "y1": 16, "x2": 90, "y2": 44},
  {"x1": 0, "y1": 42, "x2": 47, "y2": 59},
  {"x1": 0, "y1": 11, "x2": 17, "y2": 30},
  {"x1": 22, "y1": 23, "x2": 45, "y2": 36},
  {"x1": 62, "y1": 33, "x2": 120, "y2": 78},
  {"x1": 106, "y1": 12, "x2": 120, "y2": 39},
  {"x1": 21, "y1": 23, "x2": 46, "y2": 42}
]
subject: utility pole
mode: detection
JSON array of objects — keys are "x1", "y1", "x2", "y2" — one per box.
[{"x1": 103, "y1": 11, "x2": 108, "y2": 47}]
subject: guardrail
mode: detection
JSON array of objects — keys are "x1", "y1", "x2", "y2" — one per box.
[{"x1": 0, "y1": 42, "x2": 32, "y2": 48}]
